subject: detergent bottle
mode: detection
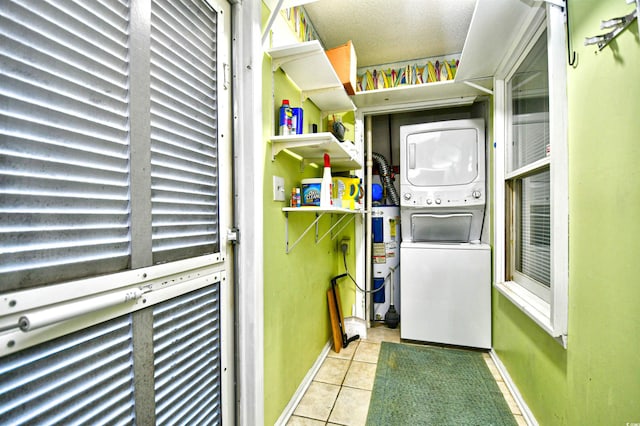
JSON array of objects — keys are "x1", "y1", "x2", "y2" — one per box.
[
  {"x1": 279, "y1": 99, "x2": 293, "y2": 135},
  {"x1": 320, "y1": 153, "x2": 333, "y2": 208}
]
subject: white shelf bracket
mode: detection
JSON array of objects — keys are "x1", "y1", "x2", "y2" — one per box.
[
  {"x1": 284, "y1": 211, "x2": 326, "y2": 254},
  {"x1": 301, "y1": 86, "x2": 343, "y2": 99},
  {"x1": 329, "y1": 213, "x2": 356, "y2": 240},
  {"x1": 271, "y1": 50, "x2": 319, "y2": 72},
  {"x1": 463, "y1": 80, "x2": 494, "y2": 96},
  {"x1": 283, "y1": 210, "x2": 357, "y2": 253},
  {"x1": 270, "y1": 141, "x2": 283, "y2": 161},
  {"x1": 271, "y1": 144, "x2": 304, "y2": 163},
  {"x1": 316, "y1": 213, "x2": 353, "y2": 244}
]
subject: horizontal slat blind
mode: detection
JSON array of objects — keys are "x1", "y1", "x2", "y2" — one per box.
[
  {"x1": 0, "y1": 316, "x2": 135, "y2": 425},
  {"x1": 517, "y1": 170, "x2": 551, "y2": 287},
  {"x1": 150, "y1": 0, "x2": 220, "y2": 264},
  {"x1": 153, "y1": 284, "x2": 221, "y2": 425},
  {"x1": 0, "y1": 0, "x2": 131, "y2": 291},
  {"x1": 512, "y1": 113, "x2": 549, "y2": 171}
]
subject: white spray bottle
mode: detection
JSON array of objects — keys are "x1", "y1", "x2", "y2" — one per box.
[{"x1": 320, "y1": 153, "x2": 333, "y2": 208}]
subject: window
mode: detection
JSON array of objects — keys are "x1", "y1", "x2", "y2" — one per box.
[
  {"x1": 494, "y1": 3, "x2": 568, "y2": 346},
  {"x1": 507, "y1": 30, "x2": 551, "y2": 302}
]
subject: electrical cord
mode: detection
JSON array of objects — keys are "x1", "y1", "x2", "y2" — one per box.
[{"x1": 341, "y1": 248, "x2": 386, "y2": 294}]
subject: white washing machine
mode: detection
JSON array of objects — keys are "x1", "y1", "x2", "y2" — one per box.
[{"x1": 400, "y1": 242, "x2": 491, "y2": 349}]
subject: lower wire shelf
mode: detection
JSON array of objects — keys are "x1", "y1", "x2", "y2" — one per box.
[{"x1": 282, "y1": 207, "x2": 363, "y2": 254}]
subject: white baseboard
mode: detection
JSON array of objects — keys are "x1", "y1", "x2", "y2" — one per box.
[
  {"x1": 275, "y1": 341, "x2": 332, "y2": 426},
  {"x1": 489, "y1": 349, "x2": 538, "y2": 426}
]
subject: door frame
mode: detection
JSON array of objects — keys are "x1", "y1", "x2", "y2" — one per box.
[{"x1": 230, "y1": 1, "x2": 265, "y2": 425}]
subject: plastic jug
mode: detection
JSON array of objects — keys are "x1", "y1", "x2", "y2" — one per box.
[{"x1": 332, "y1": 177, "x2": 360, "y2": 209}]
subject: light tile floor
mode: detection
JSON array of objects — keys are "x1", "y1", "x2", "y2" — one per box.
[{"x1": 287, "y1": 324, "x2": 528, "y2": 426}]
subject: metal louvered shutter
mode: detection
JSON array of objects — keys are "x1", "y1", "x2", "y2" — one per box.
[
  {"x1": 150, "y1": 0, "x2": 220, "y2": 264},
  {"x1": 0, "y1": 316, "x2": 135, "y2": 425},
  {"x1": 153, "y1": 284, "x2": 221, "y2": 425},
  {"x1": 0, "y1": 1, "x2": 132, "y2": 291}
]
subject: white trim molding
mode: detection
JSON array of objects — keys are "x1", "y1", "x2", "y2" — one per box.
[
  {"x1": 232, "y1": 0, "x2": 265, "y2": 424},
  {"x1": 275, "y1": 342, "x2": 332, "y2": 426},
  {"x1": 490, "y1": 350, "x2": 539, "y2": 426}
]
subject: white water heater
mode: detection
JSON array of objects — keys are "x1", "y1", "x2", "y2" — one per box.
[{"x1": 371, "y1": 206, "x2": 401, "y2": 321}]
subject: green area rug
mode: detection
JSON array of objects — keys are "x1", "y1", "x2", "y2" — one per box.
[{"x1": 366, "y1": 342, "x2": 517, "y2": 426}]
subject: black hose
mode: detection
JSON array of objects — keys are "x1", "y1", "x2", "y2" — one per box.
[
  {"x1": 342, "y1": 251, "x2": 386, "y2": 294},
  {"x1": 371, "y1": 152, "x2": 400, "y2": 205}
]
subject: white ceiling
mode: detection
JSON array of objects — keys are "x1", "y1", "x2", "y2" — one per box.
[{"x1": 303, "y1": 0, "x2": 478, "y2": 67}]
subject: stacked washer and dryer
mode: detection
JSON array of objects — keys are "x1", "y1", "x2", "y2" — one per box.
[{"x1": 398, "y1": 118, "x2": 491, "y2": 349}]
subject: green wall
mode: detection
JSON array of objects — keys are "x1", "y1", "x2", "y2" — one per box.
[
  {"x1": 261, "y1": 5, "x2": 357, "y2": 424},
  {"x1": 493, "y1": 1, "x2": 640, "y2": 424}
]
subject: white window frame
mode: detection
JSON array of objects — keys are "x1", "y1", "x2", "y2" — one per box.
[{"x1": 494, "y1": 3, "x2": 569, "y2": 347}]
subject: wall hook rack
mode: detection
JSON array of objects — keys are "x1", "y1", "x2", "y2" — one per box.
[{"x1": 584, "y1": 0, "x2": 639, "y2": 51}]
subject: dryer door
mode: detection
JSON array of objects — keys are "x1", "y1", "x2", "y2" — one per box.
[{"x1": 405, "y1": 128, "x2": 479, "y2": 187}]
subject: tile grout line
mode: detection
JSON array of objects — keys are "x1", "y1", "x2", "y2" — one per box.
[{"x1": 325, "y1": 348, "x2": 354, "y2": 426}]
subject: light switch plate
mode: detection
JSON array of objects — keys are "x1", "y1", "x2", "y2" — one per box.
[{"x1": 273, "y1": 176, "x2": 285, "y2": 201}]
